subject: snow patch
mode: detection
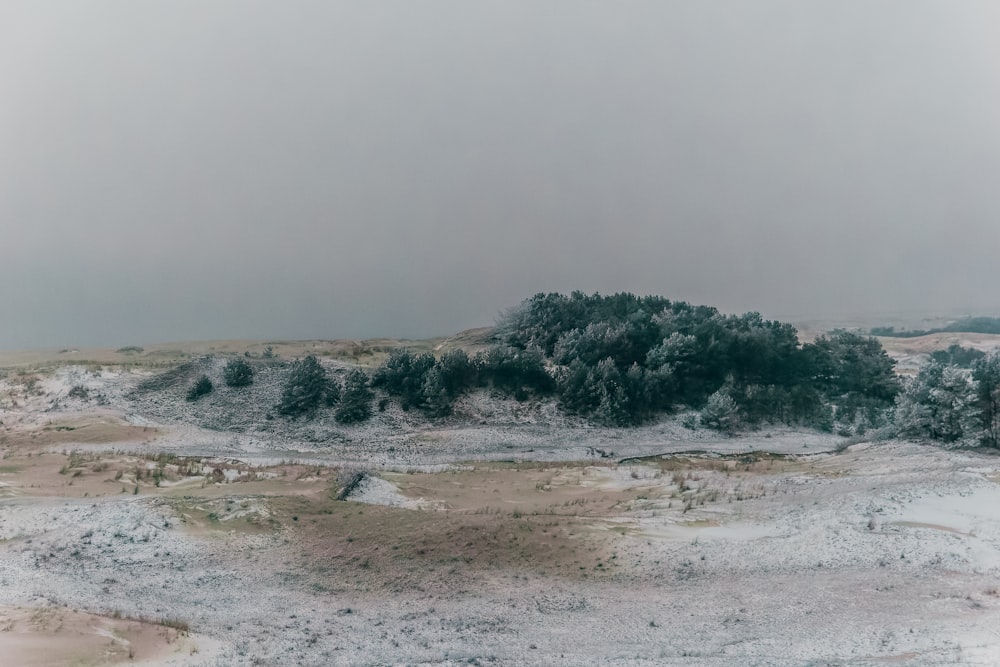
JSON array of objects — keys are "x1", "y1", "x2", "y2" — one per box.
[{"x1": 349, "y1": 475, "x2": 433, "y2": 509}]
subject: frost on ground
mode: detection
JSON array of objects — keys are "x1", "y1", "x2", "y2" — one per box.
[{"x1": 2, "y1": 362, "x2": 1000, "y2": 664}]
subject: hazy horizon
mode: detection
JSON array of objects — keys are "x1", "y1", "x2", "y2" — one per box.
[
  {"x1": 3, "y1": 296, "x2": 997, "y2": 353},
  {"x1": 5, "y1": 2, "x2": 1000, "y2": 349}
]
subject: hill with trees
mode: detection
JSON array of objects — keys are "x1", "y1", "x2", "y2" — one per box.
[{"x1": 127, "y1": 291, "x2": 1000, "y2": 450}]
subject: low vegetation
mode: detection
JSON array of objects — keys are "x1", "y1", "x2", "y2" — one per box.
[
  {"x1": 929, "y1": 344, "x2": 986, "y2": 368},
  {"x1": 186, "y1": 375, "x2": 213, "y2": 401},
  {"x1": 222, "y1": 358, "x2": 254, "y2": 387},
  {"x1": 871, "y1": 316, "x2": 1000, "y2": 338}
]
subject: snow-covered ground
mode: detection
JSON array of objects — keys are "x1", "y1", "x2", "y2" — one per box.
[{"x1": 3, "y1": 363, "x2": 1000, "y2": 665}]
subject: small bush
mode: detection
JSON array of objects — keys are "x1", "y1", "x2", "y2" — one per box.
[
  {"x1": 158, "y1": 617, "x2": 190, "y2": 633},
  {"x1": 68, "y1": 385, "x2": 90, "y2": 400},
  {"x1": 186, "y1": 375, "x2": 213, "y2": 401},
  {"x1": 223, "y1": 358, "x2": 254, "y2": 387}
]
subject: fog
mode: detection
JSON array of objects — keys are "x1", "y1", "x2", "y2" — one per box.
[{"x1": 3, "y1": 1, "x2": 1000, "y2": 348}]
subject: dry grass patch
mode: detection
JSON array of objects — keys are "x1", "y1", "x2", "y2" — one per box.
[
  {"x1": 0, "y1": 450, "x2": 331, "y2": 500},
  {"x1": 271, "y1": 493, "x2": 621, "y2": 593},
  {"x1": 168, "y1": 495, "x2": 278, "y2": 535},
  {"x1": 389, "y1": 463, "x2": 663, "y2": 519},
  {"x1": 0, "y1": 329, "x2": 493, "y2": 370}
]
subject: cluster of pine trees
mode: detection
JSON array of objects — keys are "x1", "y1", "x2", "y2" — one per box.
[
  {"x1": 495, "y1": 292, "x2": 900, "y2": 430},
  {"x1": 370, "y1": 346, "x2": 552, "y2": 417},
  {"x1": 263, "y1": 292, "x2": 1000, "y2": 448},
  {"x1": 355, "y1": 292, "x2": 902, "y2": 432},
  {"x1": 895, "y1": 351, "x2": 1000, "y2": 447},
  {"x1": 277, "y1": 355, "x2": 373, "y2": 424},
  {"x1": 274, "y1": 345, "x2": 554, "y2": 424}
]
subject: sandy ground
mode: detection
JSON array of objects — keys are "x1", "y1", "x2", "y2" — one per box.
[
  {"x1": 0, "y1": 605, "x2": 212, "y2": 665},
  {"x1": 3, "y1": 362, "x2": 1000, "y2": 665}
]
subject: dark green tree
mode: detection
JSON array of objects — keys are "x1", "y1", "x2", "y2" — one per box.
[
  {"x1": 805, "y1": 331, "x2": 899, "y2": 402},
  {"x1": 557, "y1": 358, "x2": 649, "y2": 426},
  {"x1": 436, "y1": 349, "x2": 476, "y2": 395},
  {"x1": 557, "y1": 359, "x2": 603, "y2": 416},
  {"x1": 278, "y1": 356, "x2": 328, "y2": 417},
  {"x1": 591, "y1": 360, "x2": 650, "y2": 426},
  {"x1": 931, "y1": 344, "x2": 986, "y2": 368},
  {"x1": 644, "y1": 332, "x2": 700, "y2": 407},
  {"x1": 336, "y1": 369, "x2": 374, "y2": 424},
  {"x1": 420, "y1": 366, "x2": 453, "y2": 417},
  {"x1": 324, "y1": 377, "x2": 342, "y2": 407},
  {"x1": 895, "y1": 361, "x2": 978, "y2": 443},
  {"x1": 475, "y1": 345, "x2": 553, "y2": 396},
  {"x1": 372, "y1": 349, "x2": 435, "y2": 410},
  {"x1": 973, "y1": 353, "x2": 1000, "y2": 447}
]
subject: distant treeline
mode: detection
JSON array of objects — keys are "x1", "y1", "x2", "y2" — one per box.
[
  {"x1": 929, "y1": 344, "x2": 985, "y2": 368},
  {"x1": 870, "y1": 317, "x2": 1000, "y2": 338}
]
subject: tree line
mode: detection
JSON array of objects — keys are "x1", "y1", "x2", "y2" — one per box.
[
  {"x1": 307, "y1": 292, "x2": 901, "y2": 433},
  {"x1": 895, "y1": 352, "x2": 1000, "y2": 447},
  {"x1": 493, "y1": 291, "x2": 900, "y2": 431},
  {"x1": 871, "y1": 316, "x2": 1000, "y2": 338},
  {"x1": 181, "y1": 292, "x2": 1000, "y2": 448}
]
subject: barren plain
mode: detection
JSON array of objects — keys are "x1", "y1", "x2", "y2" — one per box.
[{"x1": 2, "y1": 341, "x2": 1000, "y2": 665}]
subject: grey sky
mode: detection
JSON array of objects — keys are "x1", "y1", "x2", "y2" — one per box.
[{"x1": 3, "y1": 2, "x2": 1000, "y2": 348}]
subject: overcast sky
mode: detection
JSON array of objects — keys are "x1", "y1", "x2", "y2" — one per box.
[{"x1": 3, "y1": 1, "x2": 1000, "y2": 348}]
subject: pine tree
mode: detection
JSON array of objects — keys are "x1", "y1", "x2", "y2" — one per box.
[
  {"x1": 973, "y1": 353, "x2": 1000, "y2": 447},
  {"x1": 421, "y1": 366, "x2": 452, "y2": 417},
  {"x1": 278, "y1": 356, "x2": 328, "y2": 417},
  {"x1": 927, "y1": 365, "x2": 979, "y2": 443},
  {"x1": 436, "y1": 349, "x2": 475, "y2": 395},
  {"x1": 336, "y1": 369, "x2": 374, "y2": 424},
  {"x1": 700, "y1": 387, "x2": 740, "y2": 433},
  {"x1": 895, "y1": 361, "x2": 979, "y2": 444},
  {"x1": 372, "y1": 349, "x2": 434, "y2": 410}
]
